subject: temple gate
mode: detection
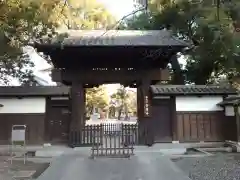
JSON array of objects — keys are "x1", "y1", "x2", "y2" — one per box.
[{"x1": 33, "y1": 30, "x2": 188, "y2": 155}]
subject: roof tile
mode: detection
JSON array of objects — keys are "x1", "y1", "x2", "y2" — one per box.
[
  {"x1": 150, "y1": 85, "x2": 237, "y2": 95},
  {"x1": 50, "y1": 30, "x2": 189, "y2": 47},
  {"x1": 218, "y1": 95, "x2": 240, "y2": 106},
  {"x1": 0, "y1": 86, "x2": 69, "y2": 97}
]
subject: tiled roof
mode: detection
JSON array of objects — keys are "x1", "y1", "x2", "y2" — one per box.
[
  {"x1": 150, "y1": 85, "x2": 237, "y2": 95},
  {"x1": 48, "y1": 30, "x2": 189, "y2": 46},
  {"x1": 0, "y1": 86, "x2": 69, "y2": 97},
  {"x1": 218, "y1": 95, "x2": 240, "y2": 106}
]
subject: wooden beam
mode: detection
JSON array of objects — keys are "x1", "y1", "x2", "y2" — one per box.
[{"x1": 52, "y1": 68, "x2": 169, "y2": 84}]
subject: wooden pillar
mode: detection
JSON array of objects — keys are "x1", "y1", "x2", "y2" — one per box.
[
  {"x1": 137, "y1": 86, "x2": 144, "y2": 144},
  {"x1": 137, "y1": 79, "x2": 152, "y2": 145},
  {"x1": 83, "y1": 88, "x2": 86, "y2": 120},
  {"x1": 137, "y1": 87, "x2": 142, "y2": 119},
  {"x1": 44, "y1": 97, "x2": 51, "y2": 142},
  {"x1": 171, "y1": 97, "x2": 178, "y2": 142},
  {"x1": 234, "y1": 106, "x2": 240, "y2": 142},
  {"x1": 69, "y1": 82, "x2": 85, "y2": 146}
]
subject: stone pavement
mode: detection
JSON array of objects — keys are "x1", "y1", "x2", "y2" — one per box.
[{"x1": 37, "y1": 151, "x2": 191, "y2": 180}]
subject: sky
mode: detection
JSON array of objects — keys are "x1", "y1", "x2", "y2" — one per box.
[{"x1": 98, "y1": 0, "x2": 135, "y2": 19}]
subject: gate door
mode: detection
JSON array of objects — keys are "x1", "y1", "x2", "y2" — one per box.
[{"x1": 90, "y1": 123, "x2": 138, "y2": 158}]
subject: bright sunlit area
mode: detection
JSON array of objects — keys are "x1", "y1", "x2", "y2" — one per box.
[{"x1": 85, "y1": 83, "x2": 137, "y2": 125}]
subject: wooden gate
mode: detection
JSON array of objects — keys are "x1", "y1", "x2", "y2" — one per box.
[
  {"x1": 177, "y1": 112, "x2": 237, "y2": 142},
  {"x1": 152, "y1": 99, "x2": 172, "y2": 142},
  {"x1": 89, "y1": 123, "x2": 138, "y2": 158},
  {"x1": 47, "y1": 107, "x2": 70, "y2": 143}
]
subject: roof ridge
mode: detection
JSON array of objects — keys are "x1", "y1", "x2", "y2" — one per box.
[{"x1": 150, "y1": 85, "x2": 237, "y2": 95}]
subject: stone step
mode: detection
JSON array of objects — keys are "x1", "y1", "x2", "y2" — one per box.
[
  {"x1": 197, "y1": 147, "x2": 233, "y2": 152},
  {"x1": 225, "y1": 141, "x2": 240, "y2": 152}
]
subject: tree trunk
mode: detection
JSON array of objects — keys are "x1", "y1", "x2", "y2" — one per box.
[
  {"x1": 169, "y1": 55, "x2": 185, "y2": 84},
  {"x1": 113, "y1": 107, "x2": 116, "y2": 118},
  {"x1": 124, "y1": 104, "x2": 129, "y2": 120},
  {"x1": 108, "y1": 107, "x2": 112, "y2": 118},
  {"x1": 117, "y1": 106, "x2": 122, "y2": 120},
  {"x1": 88, "y1": 106, "x2": 93, "y2": 117},
  {"x1": 194, "y1": 65, "x2": 214, "y2": 85}
]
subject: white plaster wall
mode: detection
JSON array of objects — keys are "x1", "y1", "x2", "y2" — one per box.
[
  {"x1": 176, "y1": 96, "x2": 223, "y2": 112},
  {"x1": 0, "y1": 98, "x2": 46, "y2": 113},
  {"x1": 225, "y1": 106, "x2": 235, "y2": 116},
  {"x1": 225, "y1": 106, "x2": 240, "y2": 116}
]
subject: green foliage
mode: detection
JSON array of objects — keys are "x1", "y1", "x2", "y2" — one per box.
[
  {"x1": 65, "y1": 0, "x2": 115, "y2": 29},
  {"x1": 122, "y1": 0, "x2": 240, "y2": 85},
  {"x1": 110, "y1": 86, "x2": 136, "y2": 119},
  {"x1": 86, "y1": 85, "x2": 109, "y2": 117},
  {"x1": 0, "y1": 0, "x2": 115, "y2": 85},
  {"x1": 0, "y1": 0, "x2": 64, "y2": 85}
]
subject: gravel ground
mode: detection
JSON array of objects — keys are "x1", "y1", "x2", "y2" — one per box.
[
  {"x1": 0, "y1": 156, "x2": 50, "y2": 180},
  {"x1": 172, "y1": 153, "x2": 240, "y2": 180}
]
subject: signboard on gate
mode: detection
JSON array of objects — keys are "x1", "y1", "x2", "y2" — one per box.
[{"x1": 144, "y1": 95, "x2": 150, "y2": 117}]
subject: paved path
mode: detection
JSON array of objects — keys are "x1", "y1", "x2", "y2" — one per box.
[{"x1": 37, "y1": 152, "x2": 191, "y2": 180}]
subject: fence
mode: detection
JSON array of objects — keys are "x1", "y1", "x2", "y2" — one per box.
[
  {"x1": 69, "y1": 123, "x2": 138, "y2": 148},
  {"x1": 91, "y1": 124, "x2": 138, "y2": 158}
]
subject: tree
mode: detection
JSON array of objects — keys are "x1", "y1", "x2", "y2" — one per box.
[
  {"x1": 64, "y1": 0, "x2": 115, "y2": 29},
  {"x1": 0, "y1": 0, "x2": 115, "y2": 85},
  {"x1": 0, "y1": 0, "x2": 66, "y2": 85},
  {"x1": 126, "y1": 90, "x2": 137, "y2": 116},
  {"x1": 111, "y1": 86, "x2": 129, "y2": 120},
  {"x1": 122, "y1": 0, "x2": 240, "y2": 85},
  {"x1": 110, "y1": 86, "x2": 136, "y2": 120},
  {"x1": 85, "y1": 85, "x2": 109, "y2": 117}
]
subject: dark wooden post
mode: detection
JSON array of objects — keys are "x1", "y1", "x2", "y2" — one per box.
[
  {"x1": 234, "y1": 106, "x2": 240, "y2": 142},
  {"x1": 137, "y1": 86, "x2": 143, "y2": 144},
  {"x1": 69, "y1": 82, "x2": 85, "y2": 146},
  {"x1": 137, "y1": 79, "x2": 152, "y2": 145},
  {"x1": 83, "y1": 88, "x2": 86, "y2": 120},
  {"x1": 137, "y1": 87, "x2": 142, "y2": 120},
  {"x1": 171, "y1": 97, "x2": 178, "y2": 142}
]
